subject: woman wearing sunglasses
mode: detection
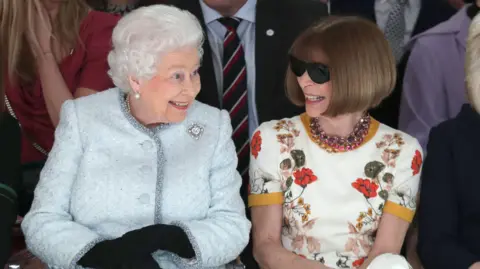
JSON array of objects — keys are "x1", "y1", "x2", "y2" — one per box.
[{"x1": 248, "y1": 16, "x2": 423, "y2": 269}]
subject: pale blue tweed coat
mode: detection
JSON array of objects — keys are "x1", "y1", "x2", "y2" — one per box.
[{"x1": 21, "y1": 88, "x2": 251, "y2": 269}]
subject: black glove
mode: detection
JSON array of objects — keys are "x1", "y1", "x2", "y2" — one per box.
[
  {"x1": 78, "y1": 240, "x2": 160, "y2": 269},
  {"x1": 120, "y1": 224, "x2": 195, "y2": 259},
  {"x1": 78, "y1": 224, "x2": 194, "y2": 268}
]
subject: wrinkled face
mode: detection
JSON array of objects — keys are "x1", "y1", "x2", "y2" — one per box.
[
  {"x1": 134, "y1": 46, "x2": 201, "y2": 123},
  {"x1": 292, "y1": 52, "x2": 332, "y2": 118}
]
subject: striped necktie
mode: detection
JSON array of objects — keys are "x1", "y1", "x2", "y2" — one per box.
[
  {"x1": 384, "y1": 0, "x2": 407, "y2": 63},
  {"x1": 218, "y1": 17, "x2": 250, "y2": 181}
]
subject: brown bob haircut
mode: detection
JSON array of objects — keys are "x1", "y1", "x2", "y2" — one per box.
[{"x1": 286, "y1": 16, "x2": 397, "y2": 117}]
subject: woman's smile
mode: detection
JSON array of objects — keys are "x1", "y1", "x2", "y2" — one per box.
[{"x1": 168, "y1": 100, "x2": 191, "y2": 110}]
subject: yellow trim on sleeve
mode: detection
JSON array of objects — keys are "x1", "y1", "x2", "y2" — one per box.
[
  {"x1": 383, "y1": 201, "x2": 415, "y2": 223},
  {"x1": 248, "y1": 193, "x2": 284, "y2": 207}
]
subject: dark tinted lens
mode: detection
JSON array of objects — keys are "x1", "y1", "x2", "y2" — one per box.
[
  {"x1": 289, "y1": 56, "x2": 306, "y2": 77},
  {"x1": 307, "y1": 64, "x2": 330, "y2": 84}
]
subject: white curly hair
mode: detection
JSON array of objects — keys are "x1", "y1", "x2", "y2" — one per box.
[
  {"x1": 466, "y1": 12, "x2": 480, "y2": 112},
  {"x1": 107, "y1": 4, "x2": 204, "y2": 93}
]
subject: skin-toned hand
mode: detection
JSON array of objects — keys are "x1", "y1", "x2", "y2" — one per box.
[{"x1": 26, "y1": 0, "x2": 53, "y2": 58}]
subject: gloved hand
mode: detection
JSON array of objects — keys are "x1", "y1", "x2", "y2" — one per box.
[
  {"x1": 120, "y1": 224, "x2": 195, "y2": 259},
  {"x1": 78, "y1": 224, "x2": 194, "y2": 268},
  {"x1": 78, "y1": 239, "x2": 160, "y2": 269}
]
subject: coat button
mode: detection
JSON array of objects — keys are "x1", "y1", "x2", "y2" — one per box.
[
  {"x1": 140, "y1": 165, "x2": 151, "y2": 174},
  {"x1": 141, "y1": 140, "x2": 153, "y2": 151},
  {"x1": 138, "y1": 193, "x2": 150, "y2": 204}
]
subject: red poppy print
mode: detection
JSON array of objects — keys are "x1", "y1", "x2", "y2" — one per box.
[
  {"x1": 352, "y1": 257, "x2": 365, "y2": 267},
  {"x1": 251, "y1": 131, "x2": 262, "y2": 159},
  {"x1": 293, "y1": 168, "x2": 318, "y2": 187},
  {"x1": 411, "y1": 150, "x2": 422, "y2": 176},
  {"x1": 352, "y1": 178, "x2": 379, "y2": 198}
]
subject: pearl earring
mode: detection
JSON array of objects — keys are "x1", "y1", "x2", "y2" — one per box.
[{"x1": 133, "y1": 91, "x2": 140, "y2": 99}]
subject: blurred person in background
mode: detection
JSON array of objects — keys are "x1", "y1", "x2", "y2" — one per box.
[
  {"x1": 399, "y1": 0, "x2": 479, "y2": 151},
  {"x1": 0, "y1": 0, "x2": 119, "y2": 215},
  {"x1": 399, "y1": 2, "x2": 478, "y2": 266},
  {"x1": 416, "y1": 11, "x2": 480, "y2": 269}
]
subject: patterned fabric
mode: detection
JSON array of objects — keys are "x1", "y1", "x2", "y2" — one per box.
[
  {"x1": 384, "y1": 0, "x2": 408, "y2": 62},
  {"x1": 218, "y1": 17, "x2": 250, "y2": 179},
  {"x1": 104, "y1": 3, "x2": 137, "y2": 15},
  {"x1": 248, "y1": 114, "x2": 423, "y2": 269},
  {"x1": 21, "y1": 88, "x2": 250, "y2": 269}
]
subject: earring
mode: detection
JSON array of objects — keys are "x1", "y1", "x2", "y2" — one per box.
[{"x1": 133, "y1": 91, "x2": 140, "y2": 99}]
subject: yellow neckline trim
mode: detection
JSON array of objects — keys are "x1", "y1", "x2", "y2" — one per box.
[{"x1": 300, "y1": 113, "x2": 380, "y2": 153}]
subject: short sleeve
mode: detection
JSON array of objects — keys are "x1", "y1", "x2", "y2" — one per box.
[
  {"x1": 77, "y1": 12, "x2": 120, "y2": 92},
  {"x1": 383, "y1": 138, "x2": 423, "y2": 223},
  {"x1": 248, "y1": 123, "x2": 284, "y2": 207}
]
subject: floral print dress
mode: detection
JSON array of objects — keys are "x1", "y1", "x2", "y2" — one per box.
[{"x1": 248, "y1": 114, "x2": 423, "y2": 269}]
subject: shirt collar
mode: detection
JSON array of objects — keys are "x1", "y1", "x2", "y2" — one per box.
[{"x1": 199, "y1": 0, "x2": 257, "y2": 24}]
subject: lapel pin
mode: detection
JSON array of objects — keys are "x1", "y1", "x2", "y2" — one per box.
[
  {"x1": 187, "y1": 123, "x2": 204, "y2": 140},
  {"x1": 266, "y1": 29, "x2": 275, "y2": 36}
]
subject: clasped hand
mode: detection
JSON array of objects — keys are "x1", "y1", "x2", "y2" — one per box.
[
  {"x1": 79, "y1": 226, "x2": 166, "y2": 269},
  {"x1": 78, "y1": 224, "x2": 195, "y2": 269}
]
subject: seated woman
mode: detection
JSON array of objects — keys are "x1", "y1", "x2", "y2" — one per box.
[
  {"x1": 416, "y1": 12, "x2": 480, "y2": 269},
  {"x1": 1, "y1": 0, "x2": 119, "y2": 215},
  {"x1": 248, "y1": 16, "x2": 423, "y2": 269},
  {"x1": 21, "y1": 5, "x2": 250, "y2": 269}
]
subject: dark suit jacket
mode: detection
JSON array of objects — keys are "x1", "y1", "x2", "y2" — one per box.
[
  {"x1": 417, "y1": 104, "x2": 480, "y2": 269},
  {"x1": 138, "y1": 0, "x2": 327, "y2": 124},
  {"x1": 0, "y1": 113, "x2": 21, "y2": 266},
  {"x1": 330, "y1": 0, "x2": 457, "y2": 128}
]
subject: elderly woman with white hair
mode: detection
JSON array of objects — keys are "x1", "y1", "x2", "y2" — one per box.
[
  {"x1": 20, "y1": 4, "x2": 250, "y2": 269},
  {"x1": 416, "y1": 12, "x2": 480, "y2": 269}
]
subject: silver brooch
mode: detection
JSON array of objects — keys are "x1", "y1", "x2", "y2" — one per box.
[{"x1": 187, "y1": 123, "x2": 204, "y2": 140}]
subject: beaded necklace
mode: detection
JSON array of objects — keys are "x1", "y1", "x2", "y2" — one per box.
[{"x1": 309, "y1": 114, "x2": 371, "y2": 153}]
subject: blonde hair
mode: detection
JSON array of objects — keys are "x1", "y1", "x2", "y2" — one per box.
[
  {"x1": 285, "y1": 16, "x2": 397, "y2": 117},
  {"x1": 0, "y1": 0, "x2": 89, "y2": 89},
  {"x1": 466, "y1": 13, "x2": 480, "y2": 113}
]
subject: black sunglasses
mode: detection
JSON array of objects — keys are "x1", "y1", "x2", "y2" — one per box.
[{"x1": 289, "y1": 55, "x2": 330, "y2": 84}]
